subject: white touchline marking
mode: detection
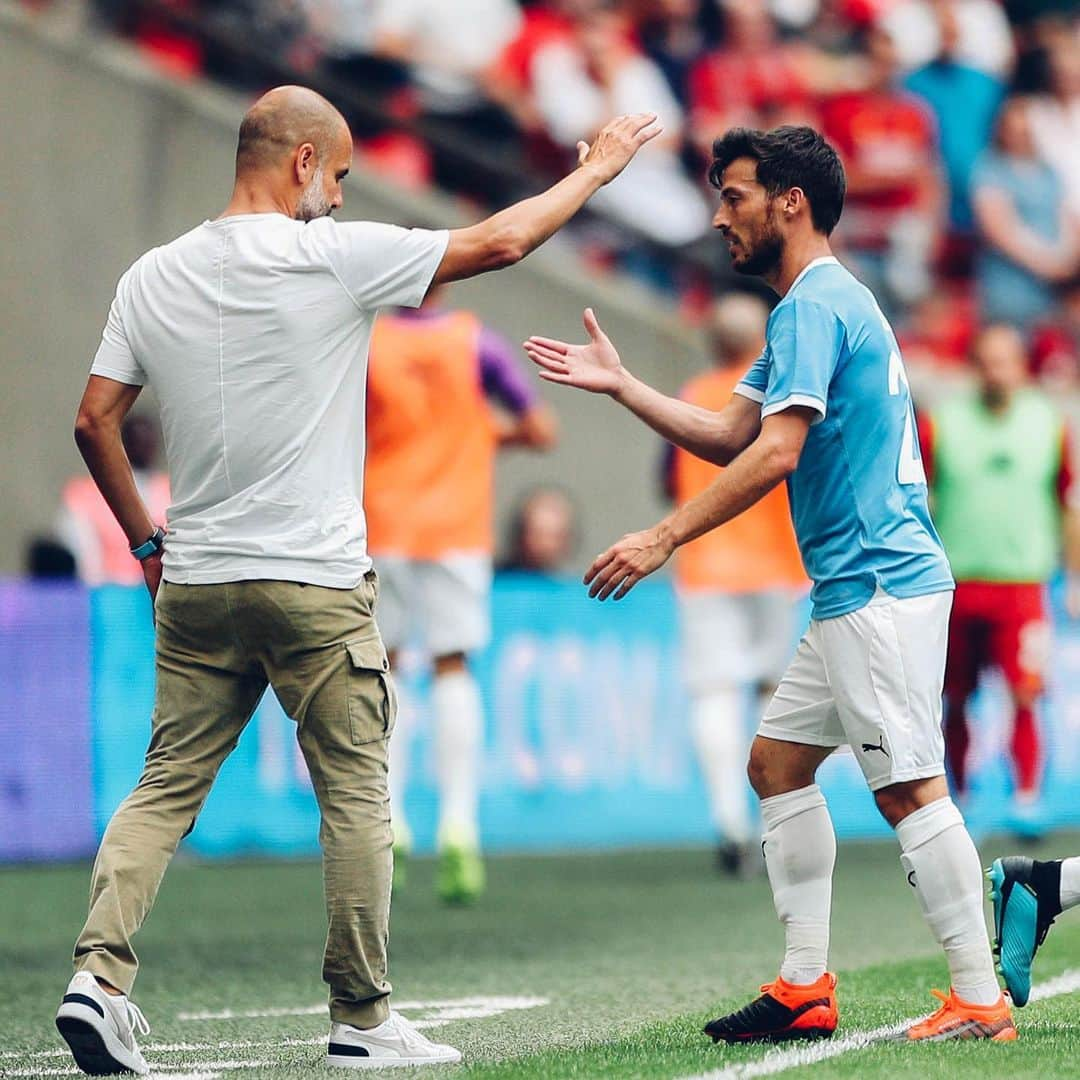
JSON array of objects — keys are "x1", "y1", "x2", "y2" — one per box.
[
  {"x1": 178, "y1": 1005, "x2": 326, "y2": 1020},
  {"x1": 681, "y1": 968, "x2": 1080, "y2": 1080},
  {"x1": 149, "y1": 1073, "x2": 221, "y2": 1079},
  {"x1": 3, "y1": 1069, "x2": 82, "y2": 1078},
  {"x1": 0, "y1": 1048, "x2": 73, "y2": 1060},
  {"x1": 177, "y1": 994, "x2": 549, "y2": 1022}
]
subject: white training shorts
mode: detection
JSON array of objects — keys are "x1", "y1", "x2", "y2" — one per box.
[
  {"x1": 374, "y1": 554, "x2": 492, "y2": 658},
  {"x1": 758, "y1": 589, "x2": 952, "y2": 792},
  {"x1": 678, "y1": 588, "x2": 803, "y2": 694}
]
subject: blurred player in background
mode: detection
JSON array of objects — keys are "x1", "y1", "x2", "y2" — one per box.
[
  {"x1": 527, "y1": 125, "x2": 1014, "y2": 1044},
  {"x1": 55, "y1": 415, "x2": 170, "y2": 586},
  {"x1": 56, "y1": 82, "x2": 659, "y2": 1075},
  {"x1": 921, "y1": 324, "x2": 1080, "y2": 838},
  {"x1": 663, "y1": 293, "x2": 806, "y2": 876},
  {"x1": 365, "y1": 286, "x2": 556, "y2": 904}
]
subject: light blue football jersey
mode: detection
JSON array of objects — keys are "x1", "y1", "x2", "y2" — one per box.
[{"x1": 736, "y1": 256, "x2": 953, "y2": 619}]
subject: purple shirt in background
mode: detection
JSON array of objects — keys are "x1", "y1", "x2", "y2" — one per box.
[{"x1": 395, "y1": 307, "x2": 537, "y2": 416}]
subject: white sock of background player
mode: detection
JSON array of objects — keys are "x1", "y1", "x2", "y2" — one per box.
[
  {"x1": 433, "y1": 667, "x2": 483, "y2": 850},
  {"x1": 387, "y1": 673, "x2": 415, "y2": 848},
  {"x1": 691, "y1": 687, "x2": 753, "y2": 845},
  {"x1": 1061, "y1": 857, "x2": 1080, "y2": 909}
]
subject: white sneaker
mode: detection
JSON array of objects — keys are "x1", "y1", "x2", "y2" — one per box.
[
  {"x1": 327, "y1": 1011, "x2": 462, "y2": 1068},
  {"x1": 55, "y1": 971, "x2": 150, "y2": 1075}
]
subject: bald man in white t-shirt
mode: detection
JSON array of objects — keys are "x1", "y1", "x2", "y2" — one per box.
[{"x1": 54, "y1": 86, "x2": 660, "y2": 1075}]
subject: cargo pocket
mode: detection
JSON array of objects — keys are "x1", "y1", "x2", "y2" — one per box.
[{"x1": 345, "y1": 636, "x2": 395, "y2": 745}]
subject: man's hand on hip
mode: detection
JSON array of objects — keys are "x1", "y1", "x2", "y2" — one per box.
[{"x1": 142, "y1": 550, "x2": 163, "y2": 609}]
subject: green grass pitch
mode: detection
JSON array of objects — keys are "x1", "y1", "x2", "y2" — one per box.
[{"x1": 3, "y1": 836, "x2": 1080, "y2": 1078}]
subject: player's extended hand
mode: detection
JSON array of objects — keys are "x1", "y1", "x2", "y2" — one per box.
[
  {"x1": 584, "y1": 525, "x2": 674, "y2": 601},
  {"x1": 576, "y1": 113, "x2": 663, "y2": 185},
  {"x1": 524, "y1": 308, "x2": 626, "y2": 395}
]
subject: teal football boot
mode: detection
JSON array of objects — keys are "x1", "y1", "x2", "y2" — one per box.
[{"x1": 988, "y1": 856, "x2": 1062, "y2": 1005}]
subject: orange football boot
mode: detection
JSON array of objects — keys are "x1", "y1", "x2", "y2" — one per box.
[
  {"x1": 905, "y1": 988, "x2": 1017, "y2": 1042},
  {"x1": 705, "y1": 973, "x2": 838, "y2": 1044}
]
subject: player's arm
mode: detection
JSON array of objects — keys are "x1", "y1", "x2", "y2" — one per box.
[
  {"x1": 583, "y1": 408, "x2": 813, "y2": 600},
  {"x1": 496, "y1": 405, "x2": 558, "y2": 449},
  {"x1": 973, "y1": 186, "x2": 1076, "y2": 281},
  {"x1": 432, "y1": 114, "x2": 661, "y2": 284},
  {"x1": 524, "y1": 307, "x2": 761, "y2": 465},
  {"x1": 74, "y1": 375, "x2": 162, "y2": 597},
  {"x1": 480, "y1": 325, "x2": 559, "y2": 449}
]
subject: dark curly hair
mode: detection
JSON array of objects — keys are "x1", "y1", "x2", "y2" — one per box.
[{"x1": 709, "y1": 126, "x2": 846, "y2": 236}]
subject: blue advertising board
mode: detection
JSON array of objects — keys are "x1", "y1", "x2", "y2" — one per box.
[{"x1": 4, "y1": 574, "x2": 1080, "y2": 861}]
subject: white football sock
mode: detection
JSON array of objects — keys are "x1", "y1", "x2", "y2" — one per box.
[
  {"x1": 1060, "y1": 857, "x2": 1080, "y2": 910},
  {"x1": 760, "y1": 784, "x2": 836, "y2": 985},
  {"x1": 432, "y1": 669, "x2": 483, "y2": 850},
  {"x1": 690, "y1": 688, "x2": 752, "y2": 844},
  {"x1": 896, "y1": 798, "x2": 1000, "y2": 1006},
  {"x1": 387, "y1": 675, "x2": 414, "y2": 848}
]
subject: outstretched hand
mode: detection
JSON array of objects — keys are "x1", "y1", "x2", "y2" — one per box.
[
  {"x1": 577, "y1": 113, "x2": 663, "y2": 185},
  {"x1": 524, "y1": 308, "x2": 627, "y2": 395},
  {"x1": 584, "y1": 525, "x2": 674, "y2": 601}
]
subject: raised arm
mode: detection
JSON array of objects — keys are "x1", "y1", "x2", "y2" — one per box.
[
  {"x1": 524, "y1": 308, "x2": 761, "y2": 465},
  {"x1": 432, "y1": 114, "x2": 661, "y2": 284}
]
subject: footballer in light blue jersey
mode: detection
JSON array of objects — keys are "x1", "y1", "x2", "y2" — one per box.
[
  {"x1": 735, "y1": 256, "x2": 953, "y2": 619},
  {"x1": 526, "y1": 123, "x2": 1008, "y2": 1045}
]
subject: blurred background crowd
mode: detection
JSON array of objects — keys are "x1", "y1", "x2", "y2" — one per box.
[
  {"x1": 7, "y1": 0, "x2": 1080, "y2": 871},
  {"x1": 21, "y1": 0, "x2": 1080, "y2": 386}
]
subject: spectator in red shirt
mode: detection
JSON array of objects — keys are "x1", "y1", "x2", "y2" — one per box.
[
  {"x1": 688, "y1": 0, "x2": 812, "y2": 156},
  {"x1": 1032, "y1": 276, "x2": 1080, "y2": 391},
  {"x1": 483, "y1": 0, "x2": 584, "y2": 134},
  {"x1": 821, "y1": 25, "x2": 943, "y2": 314}
]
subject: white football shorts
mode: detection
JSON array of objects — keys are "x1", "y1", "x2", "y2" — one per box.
[
  {"x1": 757, "y1": 588, "x2": 952, "y2": 791},
  {"x1": 374, "y1": 553, "x2": 492, "y2": 658},
  {"x1": 678, "y1": 588, "x2": 804, "y2": 694}
]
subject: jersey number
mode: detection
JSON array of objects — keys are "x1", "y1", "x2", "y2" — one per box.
[{"x1": 888, "y1": 351, "x2": 926, "y2": 486}]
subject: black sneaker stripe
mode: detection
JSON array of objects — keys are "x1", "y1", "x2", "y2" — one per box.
[
  {"x1": 61, "y1": 994, "x2": 105, "y2": 1019},
  {"x1": 705, "y1": 990, "x2": 832, "y2": 1040},
  {"x1": 328, "y1": 1042, "x2": 372, "y2": 1057},
  {"x1": 791, "y1": 996, "x2": 831, "y2": 1018}
]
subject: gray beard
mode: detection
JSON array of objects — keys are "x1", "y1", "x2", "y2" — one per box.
[{"x1": 296, "y1": 166, "x2": 331, "y2": 222}]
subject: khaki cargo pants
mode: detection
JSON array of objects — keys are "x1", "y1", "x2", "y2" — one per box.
[{"x1": 73, "y1": 573, "x2": 396, "y2": 1029}]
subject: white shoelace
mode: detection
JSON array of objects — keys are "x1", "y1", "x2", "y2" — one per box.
[{"x1": 121, "y1": 998, "x2": 151, "y2": 1038}]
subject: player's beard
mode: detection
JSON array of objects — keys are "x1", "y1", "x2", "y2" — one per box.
[
  {"x1": 296, "y1": 165, "x2": 332, "y2": 222},
  {"x1": 733, "y1": 208, "x2": 784, "y2": 278}
]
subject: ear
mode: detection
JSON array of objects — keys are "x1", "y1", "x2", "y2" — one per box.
[
  {"x1": 785, "y1": 186, "x2": 806, "y2": 218},
  {"x1": 295, "y1": 142, "x2": 317, "y2": 184}
]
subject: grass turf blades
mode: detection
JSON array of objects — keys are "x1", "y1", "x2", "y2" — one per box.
[{"x1": 3, "y1": 837, "x2": 1080, "y2": 1078}]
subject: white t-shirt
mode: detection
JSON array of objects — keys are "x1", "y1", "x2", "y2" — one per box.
[{"x1": 91, "y1": 213, "x2": 449, "y2": 588}]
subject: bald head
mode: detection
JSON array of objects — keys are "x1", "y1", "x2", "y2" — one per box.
[
  {"x1": 230, "y1": 86, "x2": 353, "y2": 221},
  {"x1": 709, "y1": 292, "x2": 769, "y2": 367},
  {"x1": 236, "y1": 86, "x2": 349, "y2": 174}
]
